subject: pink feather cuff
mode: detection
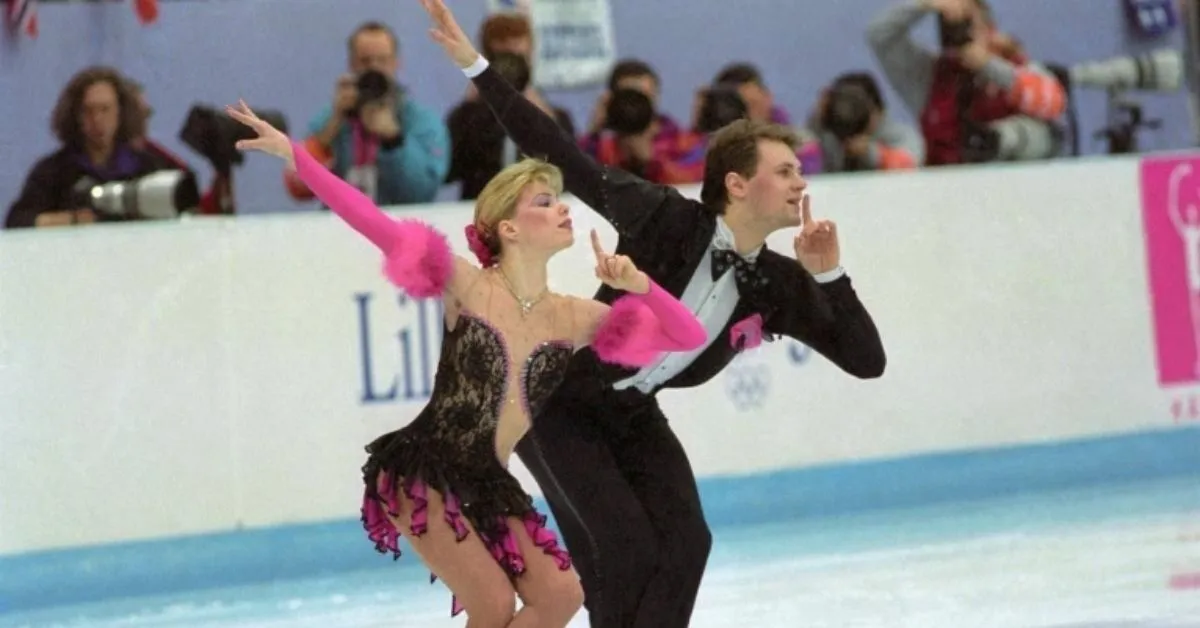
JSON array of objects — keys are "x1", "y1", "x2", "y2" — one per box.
[
  {"x1": 381, "y1": 220, "x2": 453, "y2": 298},
  {"x1": 591, "y1": 295, "x2": 663, "y2": 367}
]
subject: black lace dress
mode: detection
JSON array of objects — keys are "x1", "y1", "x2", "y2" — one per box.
[{"x1": 360, "y1": 308, "x2": 576, "y2": 617}]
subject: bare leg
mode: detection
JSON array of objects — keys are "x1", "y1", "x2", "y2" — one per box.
[
  {"x1": 382, "y1": 480, "x2": 519, "y2": 628},
  {"x1": 509, "y1": 515, "x2": 585, "y2": 627}
]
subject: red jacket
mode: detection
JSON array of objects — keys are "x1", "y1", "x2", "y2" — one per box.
[{"x1": 921, "y1": 51, "x2": 1065, "y2": 166}]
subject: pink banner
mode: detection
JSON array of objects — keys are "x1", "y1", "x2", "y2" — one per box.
[{"x1": 1140, "y1": 154, "x2": 1200, "y2": 387}]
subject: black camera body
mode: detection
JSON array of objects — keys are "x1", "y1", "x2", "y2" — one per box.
[
  {"x1": 180, "y1": 104, "x2": 289, "y2": 174},
  {"x1": 345, "y1": 70, "x2": 406, "y2": 149},
  {"x1": 939, "y1": 16, "x2": 974, "y2": 48},
  {"x1": 605, "y1": 88, "x2": 656, "y2": 136},
  {"x1": 959, "y1": 121, "x2": 1001, "y2": 162},
  {"x1": 349, "y1": 70, "x2": 393, "y2": 117},
  {"x1": 821, "y1": 84, "x2": 874, "y2": 141},
  {"x1": 490, "y1": 52, "x2": 532, "y2": 93},
  {"x1": 695, "y1": 85, "x2": 748, "y2": 134}
]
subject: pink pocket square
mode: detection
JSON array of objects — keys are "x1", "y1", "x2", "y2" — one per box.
[{"x1": 730, "y1": 314, "x2": 764, "y2": 350}]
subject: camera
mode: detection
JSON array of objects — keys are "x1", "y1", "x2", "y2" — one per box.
[
  {"x1": 70, "y1": 170, "x2": 201, "y2": 221},
  {"x1": 820, "y1": 84, "x2": 874, "y2": 141},
  {"x1": 490, "y1": 52, "x2": 531, "y2": 93},
  {"x1": 179, "y1": 104, "x2": 289, "y2": 174},
  {"x1": 349, "y1": 70, "x2": 393, "y2": 118},
  {"x1": 960, "y1": 115, "x2": 1062, "y2": 162},
  {"x1": 695, "y1": 85, "x2": 748, "y2": 134},
  {"x1": 939, "y1": 16, "x2": 974, "y2": 48},
  {"x1": 1061, "y1": 48, "x2": 1182, "y2": 155},
  {"x1": 605, "y1": 88, "x2": 655, "y2": 136},
  {"x1": 346, "y1": 70, "x2": 406, "y2": 148}
]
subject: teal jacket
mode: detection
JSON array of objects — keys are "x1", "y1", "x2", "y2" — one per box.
[{"x1": 304, "y1": 96, "x2": 450, "y2": 205}]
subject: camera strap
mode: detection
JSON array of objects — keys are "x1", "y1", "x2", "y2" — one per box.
[
  {"x1": 346, "y1": 121, "x2": 380, "y2": 201},
  {"x1": 350, "y1": 121, "x2": 380, "y2": 166},
  {"x1": 501, "y1": 137, "x2": 518, "y2": 167}
]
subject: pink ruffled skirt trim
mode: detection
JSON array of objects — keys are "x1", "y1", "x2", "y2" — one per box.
[{"x1": 361, "y1": 474, "x2": 572, "y2": 617}]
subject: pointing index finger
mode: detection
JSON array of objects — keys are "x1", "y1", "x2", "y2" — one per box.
[
  {"x1": 801, "y1": 193, "x2": 812, "y2": 225},
  {"x1": 590, "y1": 229, "x2": 606, "y2": 259}
]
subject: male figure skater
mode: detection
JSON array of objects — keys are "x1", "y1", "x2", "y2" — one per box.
[{"x1": 421, "y1": 2, "x2": 887, "y2": 626}]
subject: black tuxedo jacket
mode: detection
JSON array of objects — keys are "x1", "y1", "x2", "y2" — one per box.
[{"x1": 470, "y1": 65, "x2": 886, "y2": 409}]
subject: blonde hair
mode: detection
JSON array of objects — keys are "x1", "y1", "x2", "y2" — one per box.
[{"x1": 472, "y1": 158, "x2": 564, "y2": 258}]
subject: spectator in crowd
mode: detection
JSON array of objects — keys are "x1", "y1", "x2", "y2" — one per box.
[
  {"x1": 701, "y1": 62, "x2": 824, "y2": 175},
  {"x1": 284, "y1": 21, "x2": 449, "y2": 206},
  {"x1": 126, "y1": 78, "x2": 233, "y2": 214},
  {"x1": 807, "y1": 72, "x2": 924, "y2": 172},
  {"x1": 462, "y1": 11, "x2": 575, "y2": 132},
  {"x1": 867, "y1": 0, "x2": 1066, "y2": 166},
  {"x1": 446, "y1": 14, "x2": 574, "y2": 200},
  {"x1": 711, "y1": 62, "x2": 793, "y2": 126},
  {"x1": 581, "y1": 59, "x2": 701, "y2": 184},
  {"x1": 5, "y1": 66, "x2": 177, "y2": 229}
]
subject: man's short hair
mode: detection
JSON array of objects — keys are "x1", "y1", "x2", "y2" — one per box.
[
  {"x1": 700, "y1": 119, "x2": 799, "y2": 211},
  {"x1": 347, "y1": 20, "x2": 399, "y2": 57},
  {"x1": 832, "y1": 72, "x2": 885, "y2": 110},
  {"x1": 607, "y1": 59, "x2": 658, "y2": 92},
  {"x1": 714, "y1": 62, "x2": 765, "y2": 88}
]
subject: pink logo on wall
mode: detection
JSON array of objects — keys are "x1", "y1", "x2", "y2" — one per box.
[{"x1": 1140, "y1": 154, "x2": 1200, "y2": 388}]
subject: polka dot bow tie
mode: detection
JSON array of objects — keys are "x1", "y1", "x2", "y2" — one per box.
[{"x1": 711, "y1": 249, "x2": 769, "y2": 294}]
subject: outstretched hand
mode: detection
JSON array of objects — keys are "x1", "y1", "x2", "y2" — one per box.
[
  {"x1": 225, "y1": 100, "x2": 295, "y2": 169},
  {"x1": 419, "y1": 0, "x2": 482, "y2": 69},
  {"x1": 793, "y1": 195, "x2": 841, "y2": 275},
  {"x1": 591, "y1": 229, "x2": 649, "y2": 294}
]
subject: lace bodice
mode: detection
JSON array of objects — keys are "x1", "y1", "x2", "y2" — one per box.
[{"x1": 412, "y1": 274, "x2": 577, "y2": 466}]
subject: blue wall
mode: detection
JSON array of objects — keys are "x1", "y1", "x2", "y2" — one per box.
[{"x1": 0, "y1": 0, "x2": 1190, "y2": 216}]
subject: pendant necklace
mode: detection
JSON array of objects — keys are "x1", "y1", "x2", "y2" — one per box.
[{"x1": 497, "y1": 268, "x2": 547, "y2": 318}]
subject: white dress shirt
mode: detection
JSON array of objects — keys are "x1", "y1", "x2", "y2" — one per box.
[{"x1": 613, "y1": 217, "x2": 845, "y2": 394}]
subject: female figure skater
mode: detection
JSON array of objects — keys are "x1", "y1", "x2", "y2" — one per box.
[{"x1": 225, "y1": 101, "x2": 706, "y2": 627}]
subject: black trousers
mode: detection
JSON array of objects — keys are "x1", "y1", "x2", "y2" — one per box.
[{"x1": 514, "y1": 386, "x2": 713, "y2": 628}]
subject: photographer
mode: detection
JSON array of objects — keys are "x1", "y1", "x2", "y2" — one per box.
[
  {"x1": 458, "y1": 11, "x2": 576, "y2": 133},
  {"x1": 445, "y1": 51, "x2": 574, "y2": 199},
  {"x1": 127, "y1": 79, "x2": 232, "y2": 215},
  {"x1": 5, "y1": 66, "x2": 177, "y2": 229},
  {"x1": 710, "y1": 63, "x2": 793, "y2": 126},
  {"x1": 284, "y1": 21, "x2": 449, "y2": 206},
  {"x1": 580, "y1": 60, "x2": 702, "y2": 183},
  {"x1": 866, "y1": 0, "x2": 1066, "y2": 166},
  {"x1": 809, "y1": 72, "x2": 923, "y2": 172}
]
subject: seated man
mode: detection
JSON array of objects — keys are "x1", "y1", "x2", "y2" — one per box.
[{"x1": 5, "y1": 66, "x2": 176, "y2": 229}]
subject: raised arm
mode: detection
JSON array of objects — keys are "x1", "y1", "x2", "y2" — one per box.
[
  {"x1": 578, "y1": 280, "x2": 707, "y2": 367},
  {"x1": 420, "y1": 0, "x2": 680, "y2": 241},
  {"x1": 865, "y1": 0, "x2": 938, "y2": 117},
  {"x1": 976, "y1": 59, "x2": 1067, "y2": 121},
  {"x1": 768, "y1": 196, "x2": 885, "y2": 379},
  {"x1": 289, "y1": 139, "x2": 475, "y2": 298},
  {"x1": 573, "y1": 230, "x2": 706, "y2": 366},
  {"x1": 225, "y1": 100, "x2": 464, "y2": 299}
]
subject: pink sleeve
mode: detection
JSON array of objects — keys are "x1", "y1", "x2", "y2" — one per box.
[
  {"x1": 591, "y1": 279, "x2": 707, "y2": 367},
  {"x1": 289, "y1": 140, "x2": 452, "y2": 298}
]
